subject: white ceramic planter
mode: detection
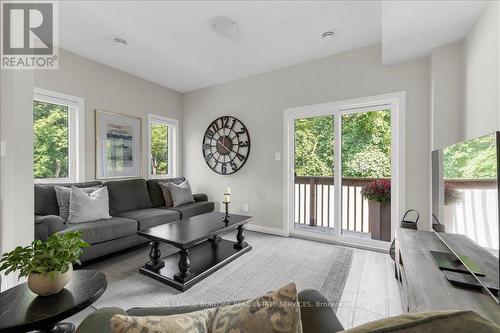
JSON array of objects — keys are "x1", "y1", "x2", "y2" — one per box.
[{"x1": 27, "y1": 264, "x2": 73, "y2": 296}]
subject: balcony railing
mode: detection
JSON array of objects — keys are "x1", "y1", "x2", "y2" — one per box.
[
  {"x1": 442, "y1": 179, "x2": 498, "y2": 250},
  {"x1": 294, "y1": 176, "x2": 389, "y2": 233},
  {"x1": 294, "y1": 176, "x2": 498, "y2": 249}
]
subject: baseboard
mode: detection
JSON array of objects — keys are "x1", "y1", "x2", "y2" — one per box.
[{"x1": 244, "y1": 224, "x2": 288, "y2": 237}]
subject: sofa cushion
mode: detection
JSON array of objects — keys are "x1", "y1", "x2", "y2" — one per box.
[
  {"x1": 34, "y1": 181, "x2": 102, "y2": 216},
  {"x1": 212, "y1": 282, "x2": 302, "y2": 333},
  {"x1": 166, "y1": 201, "x2": 214, "y2": 219},
  {"x1": 106, "y1": 179, "x2": 152, "y2": 215},
  {"x1": 67, "y1": 186, "x2": 112, "y2": 224},
  {"x1": 343, "y1": 310, "x2": 500, "y2": 333},
  {"x1": 111, "y1": 309, "x2": 217, "y2": 333},
  {"x1": 60, "y1": 217, "x2": 138, "y2": 245},
  {"x1": 55, "y1": 185, "x2": 102, "y2": 222},
  {"x1": 146, "y1": 177, "x2": 185, "y2": 207},
  {"x1": 117, "y1": 208, "x2": 180, "y2": 230},
  {"x1": 167, "y1": 180, "x2": 195, "y2": 207}
]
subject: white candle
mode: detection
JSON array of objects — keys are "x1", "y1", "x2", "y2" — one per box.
[
  {"x1": 225, "y1": 187, "x2": 231, "y2": 195},
  {"x1": 223, "y1": 194, "x2": 231, "y2": 203}
]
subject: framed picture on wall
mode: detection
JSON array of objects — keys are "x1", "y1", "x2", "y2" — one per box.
[{"x1": 95, "y1": 110, "x2": 141, "y2": 179}]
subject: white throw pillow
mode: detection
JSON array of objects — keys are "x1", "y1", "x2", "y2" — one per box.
[
  {"x1": 67, "y1": 186, "x2": 112, "y2": 224},
  {"x1": 55, "y1": 186, "x2": 102, "y2": 222},
  {"x1": 167, "y1": 180, "x2": 195, "y2": 207}
]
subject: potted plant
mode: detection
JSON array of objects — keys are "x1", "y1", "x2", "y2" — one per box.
[
  {"x1": 0, "y1": 231, "x2": 89, "y2": 296},
  {"x1": 361, "y1": 179, "x2": 391, "y2": 241}
]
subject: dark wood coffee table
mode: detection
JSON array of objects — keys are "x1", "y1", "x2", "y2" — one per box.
[
  {"x1": 138, "y1": 211, "x2": 253, "y2": 291},
  {"x1": 0, "y1": 270, "x2": 106, "y2": 333}
]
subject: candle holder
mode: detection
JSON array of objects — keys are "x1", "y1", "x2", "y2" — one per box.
[{"x1": 222, "y1": 201, "x2": 230, "y2": 224}]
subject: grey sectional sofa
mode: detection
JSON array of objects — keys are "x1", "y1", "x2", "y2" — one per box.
[{"x1": 34, "y1": 177, "x2": 214, "y2": 262}]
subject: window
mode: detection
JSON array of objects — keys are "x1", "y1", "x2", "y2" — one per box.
[
  {"x1": 33, "y1": 88, "x2": 84, "y2": 183},
  {"x1": 148, "y1": 114, "x2": 178, "y2": 178}
]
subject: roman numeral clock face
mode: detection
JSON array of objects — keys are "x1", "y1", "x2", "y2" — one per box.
[{"x1": 202, "y1": 116, "x2": 250, "y2": 175}]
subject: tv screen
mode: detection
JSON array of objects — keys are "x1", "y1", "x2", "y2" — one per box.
[{"x1": 431, "y1": 131, "x2": 499, "y2": 303}]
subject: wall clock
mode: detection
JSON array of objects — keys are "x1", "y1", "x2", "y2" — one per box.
[{"x1": 202, "y1": 116, "x2": 250, "y2": 175}]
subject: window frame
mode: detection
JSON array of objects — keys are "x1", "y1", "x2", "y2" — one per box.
[
  {"x1": 147, "y1": 113, "x2": 178, "y2": 179},
  {"x1": 33, "y1": 88, "x2": 85, "y2": 184}
]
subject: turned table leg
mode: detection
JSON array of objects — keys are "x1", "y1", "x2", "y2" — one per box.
[
  {"x1": 234, "y1": 225, "x2": 248, "y2": 250},
  {"x1": 145, "y1": 241, "x2": 165, "y2": 270},
  {"x1": 174, "y1": 248, "x2": 194, "y2": 282}
]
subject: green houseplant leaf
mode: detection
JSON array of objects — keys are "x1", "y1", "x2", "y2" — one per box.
[{"x1": 0, "y1": 231, "x2": 89, "y2": 279}]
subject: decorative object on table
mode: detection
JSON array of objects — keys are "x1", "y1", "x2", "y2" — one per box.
[
  {"x1": 400, "y1": 209, "x2": 419, "y2": 230},
  {"x1": 202, "y1": 116, "x2": 250, "y2": 175},
  {"x1": 432, "y1": 213, "x2": 446, "y2": 233},
  {"x1": 0, "y1": 270, "x2": 107, "y2": 333},
  {"x1": 222, "y1": 187, "x2": 231, "y2": 224},
  {"x1": 95, "y1": 110, "x2": 141, "y2": 179},
  {"x1": 0, "y1": 231, "x2": 89, "y2": 296},
  {"x1": 361, "y1": 179, "x2": 391, "y2": 241},
  {"x1": 389, "y1": 209, "x2": 420, "y2": 261}
]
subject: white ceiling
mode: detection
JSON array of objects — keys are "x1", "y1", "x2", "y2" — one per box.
[
  {"x1": 382, "y1": 1, "x2": 488, "y2": 65},
  {"x1": 58, "y1": 1, "x2": 488, "y2": 93},
  {"x1": 58, "y1": 1, "x2": 382, "y2": 92}
]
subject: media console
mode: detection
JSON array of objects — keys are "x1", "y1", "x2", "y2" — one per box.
[{"x1": 394, "y1": 228, "x2": 500, "y2": 324}]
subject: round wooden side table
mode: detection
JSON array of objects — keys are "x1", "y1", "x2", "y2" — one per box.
[{"x1": 0, "y1": 270, "x2": 107, "y2": 333}]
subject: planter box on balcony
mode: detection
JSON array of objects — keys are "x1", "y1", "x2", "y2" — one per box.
[{"x1": 367, "y1": 200, "x2": 391, "y2": 241}]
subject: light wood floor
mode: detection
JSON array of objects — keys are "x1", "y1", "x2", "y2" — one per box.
[
  {"x1": 66, "y1": 233, "x2": 403, "y2": 330},
  {"x1": 336, "y1": 246, "x2": 404, "y2": 328}
]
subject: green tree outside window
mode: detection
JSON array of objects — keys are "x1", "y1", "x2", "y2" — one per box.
[
  {"x1": 151, "y1": 123, "x2": 169, "y2": 175},
  {"x1": 33, "y1": 100, "x2": 69, "y2": 179}
]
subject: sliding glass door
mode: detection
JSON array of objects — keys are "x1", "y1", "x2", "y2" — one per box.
[
  {"x1": 286, "y1": 94, "x2": 402, "y2": 247},
  {"x1": 293, "y1": 115, "x2": 335, "y2": 233},
  {"x1": 341, "y1": 109, "x2": 392, "y2": 241}
]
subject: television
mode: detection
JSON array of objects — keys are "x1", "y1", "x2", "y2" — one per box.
[{"x1": 431, "y1": 131, "x2": 499, "y2": 303}]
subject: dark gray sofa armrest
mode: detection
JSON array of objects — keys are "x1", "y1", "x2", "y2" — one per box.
[
  {"x1": 75, "y1": 307, "x2": 127, "y2": 333},
  {"x1": 34, "y1": 215, "x2": 66, "y2": 240},
  {"x1": 193, "y1": 193, "x2": 208, "y2": 202},
  {"x1": 298, "y1": 289, "x2": 344, "y2": 333},
  {"x1": 75, "y1": 291, "x2": 342, "y2": 333}
]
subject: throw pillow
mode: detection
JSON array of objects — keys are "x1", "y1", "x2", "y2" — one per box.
[
  {"x1": 342, "y1": 310, "x2": 500, "y2": 333},
  {"x1": 55, "y1": 186, "x2": 102, "y2": 222},
  {"x1": 167, "y1": 180, "x2": 195, "y2": 207},
  {"x1": 110, "y1": 308, "x2": 217, "y2": 333},
  {"x1": 158, "y1": 182, "x2": 179, "y2": 207},
  {"x1": 67, "y1": 186, "x2": 112, "y2": 224},
  {"x1": 212, "y1": 282, "x2": 303, "y2": 333}
]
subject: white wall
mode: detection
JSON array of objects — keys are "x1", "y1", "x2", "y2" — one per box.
[
  {"x1": 0, "y1": 70, "x2": 35, "y2": 291},
  {"x1": 182, "y1": 45, "x2": 431, "y2": 231},
  {"x1": 463, "y1": 1, "x2": 500, "y2": 139},
  {"x1": 34, "y1": 49, "x2": 183, "y2": 180},
  {"x1": 431, "y1": 42, "x2": 464, "y2": 150}
]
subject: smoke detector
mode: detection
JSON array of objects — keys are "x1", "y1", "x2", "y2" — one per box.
[
  {"x1": 112, "y1": 37, "x2": 128, "y2": 46},
  {"x1": 211, "y1": 17, "x2": 239, "y2": 38}
]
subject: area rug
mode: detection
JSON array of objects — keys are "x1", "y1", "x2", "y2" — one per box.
[{"x1": 85, "y1": 230, "x2": 353, "y2": 312}]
